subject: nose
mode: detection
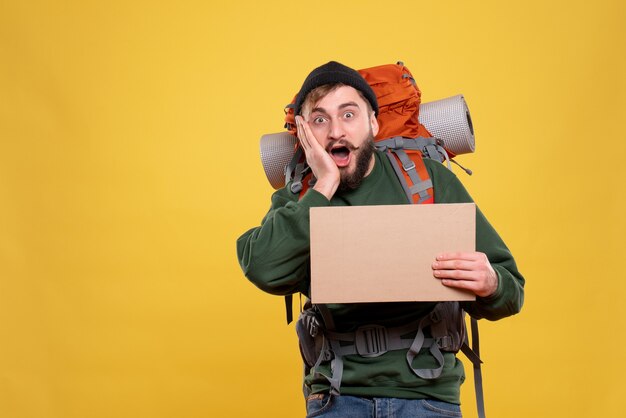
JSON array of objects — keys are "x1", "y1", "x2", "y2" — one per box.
[{"x1": 328, "y1": 119, "x2": 346, "y2": 141}]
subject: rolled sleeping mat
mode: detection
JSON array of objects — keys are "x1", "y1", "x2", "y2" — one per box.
[
  {"x1": 260, "y1": 94, "x2": 475, "y2": 190},
  {"x1": 419, "y1": 94, "x2": 475, "y2": 155},
  {"x1": 260, "y1": 131, "x2": 298, "y2": 189}
]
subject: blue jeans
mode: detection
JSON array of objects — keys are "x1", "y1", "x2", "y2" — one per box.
[{"x1": 306, "y1": 394, "x2": 462, "y2": 418}]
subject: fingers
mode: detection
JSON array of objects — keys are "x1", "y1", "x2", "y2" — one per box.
[
  {"x1": 438, "y1": 278, "x2": 475, "y2": 292},
  {"x1": 431, "y1": 251, "x2": 498, "y2": 297},
  {"x1": 435, "y1": 252, "x2": 487, "y2": 262},
  {"x1": 431, "y1": 252, "x2": 488, "y2": 277},
  {"x1": 294, "y1": 115, "x2": 340, "y2": 200},
  {"x1": 432, "y1": 259, "x2": 477, "y2": 273},
  {"x1": 295, "y1": 115, "x2": 314, "y2": 150},
  {"x1": 435, "y1": 269, "x2": 497, "y2": 297},
  {"x1": 295, "y1": 116, "x2": 307, "y2": 148},
  {"x1": 432, "y1": 266, "x2": 480, "y2": 281},
  {"x1": 431, "y1": 252, "x2": 489, "y2": 279}
]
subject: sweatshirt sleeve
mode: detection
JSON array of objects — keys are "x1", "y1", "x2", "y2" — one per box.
[
  {"x1": 236, "y1": 186, "x2": 331, "y2": 296},
  {"x1": 428, "y1": 162, "x2": 525, "y2": 321}
]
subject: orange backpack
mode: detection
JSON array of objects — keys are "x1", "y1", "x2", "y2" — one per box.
[{"x1": 283, "y1": 62, "x2": 453, "y2": 204}]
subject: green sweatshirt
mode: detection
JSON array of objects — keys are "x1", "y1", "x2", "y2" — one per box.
[{"x1": 237, "y1": 150, "x2": 524, "y2": 404}]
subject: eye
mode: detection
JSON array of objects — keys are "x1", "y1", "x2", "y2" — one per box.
[
  {"x1": 313, "y1": 116, "x2": 327, "y2": 124},
  {"x1": 344, "y1": 111, "x2": 355, "y2": 119}
]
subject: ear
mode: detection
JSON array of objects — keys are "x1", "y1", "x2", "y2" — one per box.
[{"x1": 370, "y1": 111, "x2": 379, "y2": 137}]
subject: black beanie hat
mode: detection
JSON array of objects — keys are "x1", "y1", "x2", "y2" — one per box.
[{"x1": 295, "y1": 61, "x2": 379, "y2": 117}]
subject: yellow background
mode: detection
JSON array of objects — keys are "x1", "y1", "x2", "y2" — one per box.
[{"x1": 1, "y1": 1, "x2": 624, "y2": 417}]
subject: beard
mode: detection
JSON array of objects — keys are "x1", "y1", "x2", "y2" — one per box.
[{"x1": 336, "y1": 133, "x2": 376, "y2": 193}]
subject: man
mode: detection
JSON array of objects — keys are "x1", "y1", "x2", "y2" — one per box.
[{"x1": 237, "y1": 61, "x2": 524, "y2": 417}]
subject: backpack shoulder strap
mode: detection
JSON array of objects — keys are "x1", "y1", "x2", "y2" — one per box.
[
  {"x1": 462, "y1": 317, "x2": 486, "y2": 418},
  {"x1": 284, "y1": 294, "x2": 294, "y2": 324},
  {"x1": 389, "y1": 149, "x2": 434, "y2": 204},
  {"x1": 377, "y1": 140, "x2": 434, "y2": 204}
]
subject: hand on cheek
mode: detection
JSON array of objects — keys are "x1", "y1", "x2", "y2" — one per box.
[{"x1": 295, "y1": 115, "x2": 340, "y2": 200}]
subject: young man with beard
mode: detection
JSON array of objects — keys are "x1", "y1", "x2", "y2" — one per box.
[{"x1": 237, "y1": 61, "x2": 524, "y2": 417}]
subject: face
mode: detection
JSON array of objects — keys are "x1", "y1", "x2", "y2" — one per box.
[{"x1": 304, "y1": 85, "x2": 379, "y2": 191}]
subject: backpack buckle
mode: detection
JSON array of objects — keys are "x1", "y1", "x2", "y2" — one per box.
[
  {"x1": 436, "y1": 335, "x2": 453, "y2": 351},
  {"x1": 290, "y1": 181, "x2": 303, "y2": 193},
  {"x1": 402, "y1": 160, "x2": 416, "y2": 171},
  {"x1": 355, "y1": 325, "x2": 388, "y2": 357}
]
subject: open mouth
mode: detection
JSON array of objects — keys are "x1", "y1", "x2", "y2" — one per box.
[{"x1": 329, "y1": 145, "x2": 352, "y2": 167}]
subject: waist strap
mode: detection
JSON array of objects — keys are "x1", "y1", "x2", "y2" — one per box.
[{"x1": 315, "y1": 314, "x2": 448, "y2": 396}]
